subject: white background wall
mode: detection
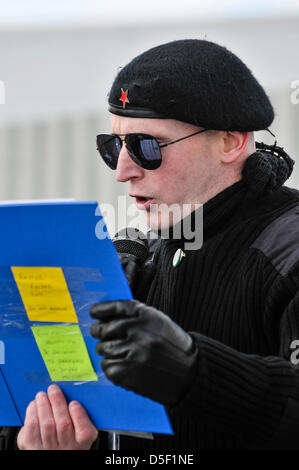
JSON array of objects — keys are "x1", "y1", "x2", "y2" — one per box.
[{"x1": 0, "y1": 11, "x2": 298, "y2": 214}]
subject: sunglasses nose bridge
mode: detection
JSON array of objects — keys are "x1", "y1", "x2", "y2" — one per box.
[
  {"x1": 114, "y1": 135, "x2": 133, "y2": 162},
  {"x1": 115, "y1": 139, "x2": 144, "y2": 182}
]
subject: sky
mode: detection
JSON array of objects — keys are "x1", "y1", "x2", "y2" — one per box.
[{"x1": 0, "y1": 0, "x2": 299, "y2": 29}]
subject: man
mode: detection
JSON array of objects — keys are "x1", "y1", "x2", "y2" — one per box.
[{"x1": 11, "y1": 39, "x2": 299, "y2": 450}]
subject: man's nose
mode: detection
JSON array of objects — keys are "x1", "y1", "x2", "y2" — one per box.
[{"x1": 116, "y1": 144, "x2": 144, "y2": 182}]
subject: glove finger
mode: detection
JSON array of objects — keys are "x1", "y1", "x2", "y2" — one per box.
[
  {"x1": 90, "y1": 322, "x2": 102, "y2": 339},
  {"x1": 90, "y1": 318, "x2": 137, "y2": 341},
  {"x1": 90, "y1": 300, "x2": 138, "y2": 321},
  {"x1": 118, "y1": 254, "x2": 141, "y2": 291},
  {"x1": 122, "y1": 260, "x2": 140, "y2": 288},
  {"x1": 134, "y1": 259, "x2": 156, "y2": 301},
  {"x1": 96, "y1": 339, "x2": 130, "y2": 358},
  {"x1": 100, "y1": 359, "x2": 127, "y2": 387}
]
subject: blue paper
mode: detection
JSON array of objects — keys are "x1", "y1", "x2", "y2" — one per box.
[
  {"x1": 0, "y1": 369, "x2": 22, "y2": 426},
  {"x1": 0, "y1": 201, "x2": 172, "y2": 435}
]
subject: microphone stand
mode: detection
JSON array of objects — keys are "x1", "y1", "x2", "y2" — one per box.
[
  {"x1": 109, "y1": 227, "x2": 150, "y2": 451},
  {"x1": 108, "y1": 431, "x2": 120, "y2": 450}
]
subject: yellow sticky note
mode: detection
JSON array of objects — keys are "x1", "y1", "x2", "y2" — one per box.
[
  {"x1": 31, "y1": 324, "x2": 98, "y2": 382},
  {"x1": 12, "y1": 267, "x2": 78, "y2": 323}
]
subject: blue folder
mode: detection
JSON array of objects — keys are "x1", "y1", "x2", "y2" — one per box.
[{"x1": 0, "y1": 201, "x2": 172, "y2": 434}]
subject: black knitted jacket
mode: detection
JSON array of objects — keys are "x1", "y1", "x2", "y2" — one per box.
[{"x1": 118, "y1": 147, "x2": 299, "y2": 450}]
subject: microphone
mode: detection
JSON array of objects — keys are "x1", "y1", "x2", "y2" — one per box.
[
  {"x1": 113, "y1": 228, "x2": 151, "y2": 300},
  {"x1": 113, "y1": 227, "x2": 149, "y2": 266}
]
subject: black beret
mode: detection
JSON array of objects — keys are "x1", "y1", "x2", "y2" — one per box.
[{"x1": 108, "y1": 39, "x2": 274, "y2": 132}]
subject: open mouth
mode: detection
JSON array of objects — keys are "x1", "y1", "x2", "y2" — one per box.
[
  {"x1": 134, "y1": 196, "x2": 154, "y2": 210},
  {"x1": 135, "y1": 196, "x2": 149, "y2": 203}
]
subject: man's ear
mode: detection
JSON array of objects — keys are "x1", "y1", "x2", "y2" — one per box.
[{"x1": 221, "y1": 131, "x2": 250, "y2": 163}]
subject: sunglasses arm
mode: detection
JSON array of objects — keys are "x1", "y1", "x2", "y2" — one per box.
[{"x1": 159, "y1": 128, "x2": 209, "y2": 148}]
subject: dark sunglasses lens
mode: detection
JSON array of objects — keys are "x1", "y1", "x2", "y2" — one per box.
[
  {"x1": 97, "y1": 134, "x2": 121, "y2": 170},
  {"x1": 126, "y1": 134, "x2": 162, "y2": 170}
]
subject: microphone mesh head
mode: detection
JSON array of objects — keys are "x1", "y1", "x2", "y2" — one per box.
[{"x1": 113, "y1": 228, "x2": 149, "y2": 265}]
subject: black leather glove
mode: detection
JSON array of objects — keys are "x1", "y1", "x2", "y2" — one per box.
[
  {"x1": 90, "y1": 300, "x2": 197, "y2": 405},
  {"x1": 118, "y1": 254, "x2": 156, "y2": 302}
]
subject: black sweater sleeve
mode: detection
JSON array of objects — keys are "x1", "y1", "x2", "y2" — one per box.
[{"x1": 0, "y1": 426, "x2": 19, "y2": 450}]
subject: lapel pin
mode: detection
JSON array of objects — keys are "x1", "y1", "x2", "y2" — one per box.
[{"x1": 173, "y1": 248, "x2": 186, "y2": 267}]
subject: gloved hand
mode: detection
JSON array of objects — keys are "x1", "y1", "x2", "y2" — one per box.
[
  {"x1": 90, "y1": 300, "x2": 197, "y2": 406},
  {"x1": 118, "y1": 254, "x2": 156, "y2": 302}
]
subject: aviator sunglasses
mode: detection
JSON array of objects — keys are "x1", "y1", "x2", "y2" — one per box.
[{"x1": 96, "y1": 128, "x2": 209, "y2": 170}]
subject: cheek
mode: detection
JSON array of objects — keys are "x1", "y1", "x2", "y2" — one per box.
[
  {"x1": 161, "y1": 155, "x2": 197, "y2": 200},
  {"x1": 150, "y1": 144, "x2": 211, "y2": 205},
  {"x1": 156, "y1": 170, "x2": 184, "y2": 203},
  {"x1": 157, "y1": 153, "x2": 188, "y2": 195}
]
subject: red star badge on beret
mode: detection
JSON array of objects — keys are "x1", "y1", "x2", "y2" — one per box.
[{"x1": 119, "y1": 88, "x2": 129, "y2": 109}]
